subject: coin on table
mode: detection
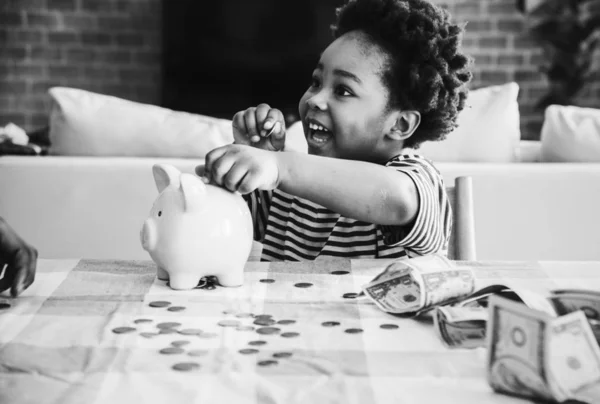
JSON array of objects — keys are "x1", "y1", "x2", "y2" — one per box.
[
  {"x1": 236, "y1": 325, "x2": 255, "y2": 332},
  {"x1": 171, "y1": 340, "x2": 191, "y2": 347},
  {"x1": 159, "y1": 347, "x2": 185, "y2": 355},
  {"x1": 258, "y1": 360, "x2": 278, "y2": 367},
  {"x1": 254, "y1": 318, "x2": 276, "y2": 326},
  {"x1": 0, "y1": 302, "x2": 10, "y2": 310},
  {"x1": 380, "y1": 324, "x2": 399, "y2": 330},
  {"x1": 198, "y1": 332, "x2": 218, "y2": 339},
  {"x1": 294, "y1": 282, "x2": 313, "y2": 288},
  {"x1": 235, "y1": 313, "x2": 254, "y2": 318},
  {"x1": 239, "y1": 348, "x2": 259, "y2": 355},
  {"x1": 273, "y1": 352, "x2": 293, "y2": 359},
  {"x1": 277, "y1": 319, "x2": 296, "y2": 325},
  {"x1": 342, "y1": 293, "x2": 358, "y2": 299},
  {"x1": 321, "y1": 321, "x2": 341, "y2": 327},
  {"x1": 248, "y1": 340, "x2": 267, "y2": 346},
  {"x1": 259, "y1": 278, "x2": 275, "y2": 284},
  {"x1": 345, "y1": 328, "x2": 363, "y2": 334},
  {"x1": 178, "y1": 328, "x2": 203, "y2": 336},
  {"x1": 149, "y1": 301, "x2": 171, "y2": 308},
  {"x1": 140, "y1": 332, "x2": 159, "y2": 338},
  {"x1": 254, "y1": 314, "x2": 273, "y2": 321},
  {"x1": 256, "y1": 327, "x2": 281, "y2": 335},
  {"x1": 172, "y1": 362, "x2": 201, "y2": 372},
  {"x1": 157, "y1": 322, "x2": 181, "y2": 329},
  {"x1": 133, "y1": 318, "x2": 153, "y2": 324},
  {"x1": 188, "y1": 350, "x2": 208, "y2": 357},
  {"x1": 167, "y1": 306, "x2": 186, "y2": 312},
  {"x1": 159, "y1": 328, "x2": 178, "y2": 335},
  {"x1": 218, "y1": 319, "x2": 240, "y2": 327},
  {"x1": 112, "y1": 327, "x2": 136, "y2": 334},
  {"x1": 330, "y1": 270, "x2": 350, "y2": 275},
  {"x1": 281, "y1": 332, "x2": 300, "y2": 338}
]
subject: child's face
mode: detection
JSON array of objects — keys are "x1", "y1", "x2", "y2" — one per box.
[{"x1": 298, "y1": 30, "x2": 398, "y2": 162}]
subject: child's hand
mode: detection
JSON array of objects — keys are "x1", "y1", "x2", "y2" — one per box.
[
  {"x1": 196, "y1": 144, "x2": 280, "y2": 194},
  {"x1": 0, "y1": 217, "x2": 37, "y2": 297},
  {"x1": 232, "y1": 104, "x2": 286, "y2": 152}
]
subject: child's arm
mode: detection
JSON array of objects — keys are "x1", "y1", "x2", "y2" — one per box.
[{"x1": 276, "y1": 151, "x2": 418, "y2": 226}]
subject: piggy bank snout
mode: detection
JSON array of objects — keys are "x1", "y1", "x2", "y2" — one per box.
[{"x1": 140, "y1": 219, "x2": 157, "y2": 251}]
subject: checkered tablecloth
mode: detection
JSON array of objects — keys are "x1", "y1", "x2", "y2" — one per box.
[{"x1": 2, "y1": 258, "x2": 600, "y2": 404}]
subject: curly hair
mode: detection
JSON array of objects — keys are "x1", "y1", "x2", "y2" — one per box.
[{"x1": 331, "y1": 0, "x2": 473, "y2": 148}]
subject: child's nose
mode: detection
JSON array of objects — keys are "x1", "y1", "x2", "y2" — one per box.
[{"x1": 307, "y1": 91, "x2": 327, "y2": 111}]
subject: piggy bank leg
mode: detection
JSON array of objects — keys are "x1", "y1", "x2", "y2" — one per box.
[
  {"x1": 157, "y1": 266, "x2": 169, "y2": 281},
  {"x1": 216, "y1": 268, "x2": 244, "y2": 288},
  {"x1": 169, "y1": 273, "x2": 202, "y2": 290}
]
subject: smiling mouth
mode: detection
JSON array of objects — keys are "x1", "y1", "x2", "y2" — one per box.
[{"x1": 307, "y1": 122, "x2": 332, "y2": 146}]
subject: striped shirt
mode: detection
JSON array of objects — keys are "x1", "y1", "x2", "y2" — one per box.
[{"x1": 243, "y1": 152, "x2": 451, "y2": 261}]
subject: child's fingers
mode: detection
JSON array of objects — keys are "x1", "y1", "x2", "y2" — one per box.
[
  {"x1": 261, "y1": 109, "x2": 283, "y2": 137},
  {"x1": 243, "y1": 109, "x2": 260, "y2": 141},
  {"x1": 222, "y1": 164, "x2": 249, "y2": 193},
  {"x1": 269, "y1": 121, "x2": 286, "y2": 151},
  {"x1": 237, "y1": 172, "x2": 264, "y2": 195},
  {"x1": 232, "y1": 111, "x2": 250, "y2": 145}
]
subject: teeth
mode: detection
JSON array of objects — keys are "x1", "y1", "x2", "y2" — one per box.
[{"x1": 308, "y1": 122, "x2": 329, "y2": 132}]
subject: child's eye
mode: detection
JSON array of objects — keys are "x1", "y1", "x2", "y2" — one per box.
[
  {"x1": 335, "y1": 86, "x2": 353, "y2": 97},
  {"x1": 310, "y1": 76, "x2": 321, "y2": 89},
  {"x1": 158, "y1": 211, "x2": 162, "y2": 217}
]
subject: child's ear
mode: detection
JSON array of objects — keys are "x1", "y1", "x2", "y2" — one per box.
[{"x1": 387, "y1": 110, "x2": 421, "y2": 141}]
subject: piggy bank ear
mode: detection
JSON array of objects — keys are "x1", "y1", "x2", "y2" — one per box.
[
  {"x1": 152, "y1": 164, "x2": 181, "y2": 193},
  {"x1": 180, "y1": 173, "x2": 206, "y2": 212}
]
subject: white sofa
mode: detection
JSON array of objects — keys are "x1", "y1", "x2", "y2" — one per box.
[{"x1": 2, "y1": 84, "x2": 600, "y2": 262}]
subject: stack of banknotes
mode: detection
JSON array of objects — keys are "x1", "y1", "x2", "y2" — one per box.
[{"x1": 362, "y1": 254, "x2": 600, "y2": 403}]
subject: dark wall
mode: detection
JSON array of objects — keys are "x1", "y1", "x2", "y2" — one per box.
[{"x1": 162, "y1": 0, "x2": 345, "y2": 123}]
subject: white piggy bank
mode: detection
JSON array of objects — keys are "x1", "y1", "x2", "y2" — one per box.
[{"x1": 140, "y1": 164, "x2": 253, "y2": 290}]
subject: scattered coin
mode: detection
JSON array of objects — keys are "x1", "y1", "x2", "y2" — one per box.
[
  {"x1": 236, "y1": 325, "x2": 255, "y2": 332},
  {"x1": 188, "y1": 350, "x2": 207, "y2": 357},
  {"x1": 294, "y1": 282, "x2": 313, "y2": 288},
  {"x1": 178, "y1": 328, "x2": 203, "y2": 336},
  {"x1": 172, "y1": 362, "x2": 200, "y2": 372},
  {"x1": 198, "y1": 332, "x2": 218, "y2": 339},
  {"x1": 259, "y1": 278, "x2": 275, "y2": 283},
  {"x1": 235, "y1": 313, "x2": 254, "y2": 318},
  {"x1": 140, "y1": 332, "x2": 159, "y2": 338},
  {"x1": 403, "y1": 294, "x2": 417, "y2": 303},
  {"x1": 157, "y1": 322, "x2": 181, "y2": 329},
  {"x1": 133, "y1": 318, "x2": 153, "y2": 324},
  {"x1": 330, "y1": 270, "x2": 350, "y2": 275},
  {"x1": 112, "y1": 327, "x2": 136, "y2": 334},
  {"x1": 239, "y1": 348, "x2": 259, "y2": 355},
  {"x1": 0, "y1": 302, "x2": 11, "y2": 310},
  {"x1": 248, "y1": 340, "x2": 267, "y2": 346},
  {"x1": 149, "y1": 301, "x2": 171, "y2": 308},
  {"x1": 343, "y1": 293, "x2": 358, "y2": 299},
  {"x1": 321, "y1": 321, "x2": 341, "y2": 327},
  {"x1": 254, "y1": 314, "x2": 273, "y2": 321},
  {"x1": 281, "y1": 332, "x2": 300, "y2": 338},
  {"x1": 218, "y1": 319, "x2": 241, "y2": 327},
  {"x1": 159, "y1": 347, "x2": 184, "y2": 355},
  {"x1": 256, "y1": 327, "x2": 281, "y2": 335},
  {"x1": 273, "y1": 352, "x2": 293, "y2": 359},
  {"x1": 345, "y1": 328, "x2": 364, "y2": 334},
  {"x1": 167, "y1": 306, "x2": 186, "y2": 312},
  {"x1": 171, "y1": 340, "x2": 191, "y2": 347},
  {"x1": 254, "y1": 318, "x2": 276, "y2": 326},
  {"x1": 380, "y1": 324, "x2": 399, "y2": 330},
  {"x1": 277, "y1": 319, "x2": 296, "y2": 325},
  {"x1": 257, "y1": 360, "x2": 278, "y2": 367},
  {"x1": 159, "y1": 328, "x2": 178, "y2": 335}
]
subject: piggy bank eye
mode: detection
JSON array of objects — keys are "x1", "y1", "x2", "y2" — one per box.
[{"x1": 158, "y1": 211, "x2": 162, "y2": 217}]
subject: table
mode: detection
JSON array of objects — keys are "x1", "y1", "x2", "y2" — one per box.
[{"x1": 2, "y1": 258, "x2": 600, "y2": 404}]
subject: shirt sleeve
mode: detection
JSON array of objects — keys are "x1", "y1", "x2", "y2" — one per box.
[
  {"x1": 242, "y1": 190, "x2": 273, "y2": 242},
  {"x1": 378, "y1": 155, "x2": 452, "y2": 256}
]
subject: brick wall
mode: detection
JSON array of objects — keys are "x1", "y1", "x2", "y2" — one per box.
[
  {"x1": 1, "y1": 0, "x2": 599, "y2": 139},
  {"x1": 0, "y1": 0, "x2": 161, "y2": 131}
]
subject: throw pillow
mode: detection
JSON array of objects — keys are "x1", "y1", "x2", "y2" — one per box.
[
  {"x1": 417, "y1": 82, "x2": 521, "y2": 162},
  {"x1": 48, "y1": 87, "x2": 234, "y2": 158},
  {"x1": 540, "y1": 105, "x2": 600, "y2": 162}
]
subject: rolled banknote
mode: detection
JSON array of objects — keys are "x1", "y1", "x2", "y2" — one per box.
[
  {"x1": 362, "y1": 254, "x2": 475, "y2": 315},
  {"x1": 487, "y1": 295, "x2": 600, "y2": 403},
  {"x1": 548, "y1": 289, "x2": 600, "y2": 345},
  {"x1": 434, "y1": 305, "x2": 487, "y2": 349}
]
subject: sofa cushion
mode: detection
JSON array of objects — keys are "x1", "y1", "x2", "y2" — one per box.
[
  {"x1": 48, "y1": 87, "x2": 234, "y2": 158},
  {"x1": 541, "y1": 104, "x2": 600, "y2": 162},
  {"x1": 417, "y1": 82, "x2": 521, "y2": 163}
]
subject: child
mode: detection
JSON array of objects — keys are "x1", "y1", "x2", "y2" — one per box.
[{"x1": 198, "y1": 0, "x2": 472, "y2": 261}]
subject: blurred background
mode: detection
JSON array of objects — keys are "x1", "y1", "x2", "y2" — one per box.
[{"x1": 1, "y1": 0, "x2": 600, "y2": 140}]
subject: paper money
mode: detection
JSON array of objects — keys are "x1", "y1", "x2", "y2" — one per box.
[
  {"x1": 362, "y1": 254, "x2": 475, "y2": 315},
  {"x1": 487, "y1": 295, "x2": 600, "y2": 403},
  {"x1": 549, "y1": 289, "x2": 600, "y2": 345},
  {"x1": 434, "y1": 305, "x2": 487, "y2": 349}
]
